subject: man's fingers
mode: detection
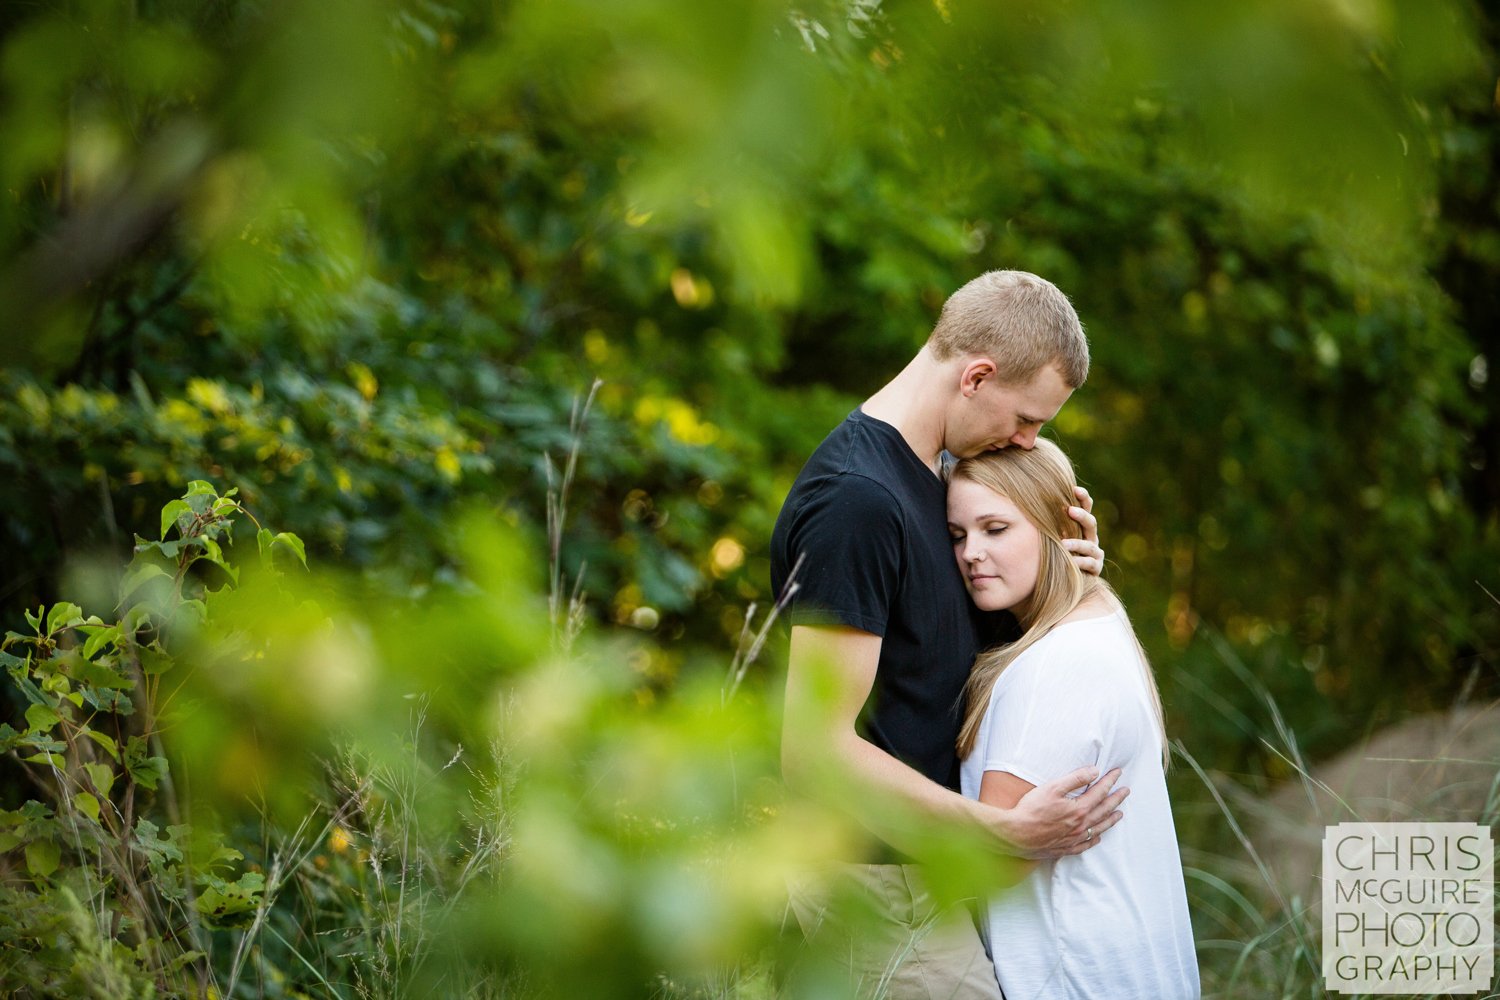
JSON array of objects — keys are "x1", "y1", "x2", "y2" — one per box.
[
  {"x1": 1069, "y1": 786, "x2": 1128, "y2": 851},
  {"x1": 1061, "y1": 537, "x2": 1105, "y2": 576},
  {"x1": 1045, "y1": 765, "x2": 1104, "y2": 797},
  {"x1": 1072, "y1": 485, "x2": 1094, "y2": 514},
  {"x1": 1057, "y1": 808, "x2": 1124, "y2": 856},
  {"x1": 1098, "y1": 807, "x2": 1124, "y2": 836},
  {"x1": 1066, "y1": 505, "x2": 1099, "y2": 543},
  {"x1": 1070, "y1": 767, "x2": 1122, "y2": 805},
  {"x1": 1081, "y1": 803, "x2": 1125, "y2": 840}
]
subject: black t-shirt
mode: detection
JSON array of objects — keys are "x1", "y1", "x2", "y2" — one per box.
[{"x1": 771, "y1": 409, "x2": 1001, "y2": 791}]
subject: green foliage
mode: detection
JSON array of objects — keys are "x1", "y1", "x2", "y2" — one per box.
[
  {"x1": 2, "y1": 482, "x2": 896, "y2": 999},
  {"x1": 0, "y1": 482, "x2": 295, "y2": 996}
]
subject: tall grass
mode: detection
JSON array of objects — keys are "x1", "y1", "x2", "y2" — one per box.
[{"x1": 1175, "y1": 626, "x2": 1499, "y2": 1000}]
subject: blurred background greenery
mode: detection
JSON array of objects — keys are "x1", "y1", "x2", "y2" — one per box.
[{"x1": 1, "y1": 0, "x2": 1497, "y2": 996}]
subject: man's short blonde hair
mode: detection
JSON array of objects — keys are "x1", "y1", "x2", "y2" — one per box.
[{"x1": 926, "y1": 270, "x2": 1089, "y2": 387}]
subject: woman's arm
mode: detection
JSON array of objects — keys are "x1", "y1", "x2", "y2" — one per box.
[{"x1": 979, "y1": 771, "x2": 1041, "y2": 882}]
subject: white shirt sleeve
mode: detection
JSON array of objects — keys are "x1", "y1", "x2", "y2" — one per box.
[{"x1": 978, "y1": 642, "x2": 1112, "y2": 788}]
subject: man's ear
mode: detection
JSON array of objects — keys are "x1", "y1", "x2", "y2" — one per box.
[{"x1": 960, "y1": 358, "x2": 997, "y2": 397}]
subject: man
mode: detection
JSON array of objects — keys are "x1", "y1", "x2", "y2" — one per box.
[{"x1": 771, "y1": 270, "x2": 1127, "y2": 998}]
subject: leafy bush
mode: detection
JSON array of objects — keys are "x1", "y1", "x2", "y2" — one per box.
[{"x1": 0, "y1": 482, "x2": 292, "y2": 995}]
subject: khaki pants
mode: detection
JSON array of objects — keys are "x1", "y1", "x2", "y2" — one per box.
[{"x1": 784, "y1": 862, "x2": 1002, "y2": 1000}]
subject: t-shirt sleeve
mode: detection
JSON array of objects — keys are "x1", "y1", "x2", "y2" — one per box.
[
  {"x1": 781, "y1": 474, "x2": 904, "y2": 637},
  {"x1": 979, "y1": 646, "x2": 1109, "y2": 788}
]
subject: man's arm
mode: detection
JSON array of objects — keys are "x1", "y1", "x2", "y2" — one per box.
[{"x1": 780, "y1": 624, "x2": 1127, "y2": 860}]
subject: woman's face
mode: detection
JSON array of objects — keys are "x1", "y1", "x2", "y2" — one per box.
[{"x1": 947, "y1": 477, "x2": 1043, "y2": 614}]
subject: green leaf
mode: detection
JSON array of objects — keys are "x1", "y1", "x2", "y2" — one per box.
[
  {"x1": 138, "y1": 644, "x2": 173, "y2": 676},
  {"x1": 274, "y1": 532, "x2": 308, "y2": 569},
  {"x1": 185, "y1": 480, "x2": 217, "y2": 497},
  {"x1": 24, "y1": 704, "x2": 60, "y2": 733},
  {"x1": 81, "y1": 625, "x2": 121, "y2": 660},
  {"x1": 23, "y1": 607, "x2": 41, "y2": 631},
  {"x1": 25, "y1": 839, "x2": 60, "y2": 878},
  {"x1": 21, "y1": 753, "x2": 64, "y2": 768},
  {"x1": 74, "y1": 792, "x2": 100, "y2": 823},
  {"x1": 162, "y1": 950, "x2": 206, "y2": 975},
  {"x1": 195, "y1": 871, "x2": 265, "y2": 927},
  {"x1": 135, "y1": 539, "x2": 186, "y2": 559},
  {"x1": 80, "y1": 728, "x2": 120, "y2": 761},
  {"x1": 176, "y1": 599, "x2": 208, "y2": 625},
  {"x1": 77, "y1": 660, "x2": 133, "y2": 691},
  {"x1": 12, "y1": 671, "x2": 47, "y2": 708},
  {"x1": 202, "y1": 535, "x2": 222, "y2": 562},
  {"x1": 135, "y1": 818, "x2": 183, "y2": 864},
  {"x1": 128, "y1": 754, "x2": 168, "y2": 791},
  {"x1": 84, "y1": 763, "x2": 114, "y2": 797},
  {"x1": 121, "y1": 562, "x2": 172, "y2": 597},
  {"x1": 80, "y1": 685, "x2": 135, "y2": 716},
  {"x1": 123, "y1": 605, "x2": 155, "y2": 634},
  {"x1": 0, "y1": 831, "x2": 21, "y2": 853},
  {"x1": 208, "y1": 844, "x2": 245, "y2": 870},
  {"x1": 160, "y1": 499, "x2": 192, "y2": 540},
  {"x1": 45, "y1": 602, "x2": 84, "y2": 635}
]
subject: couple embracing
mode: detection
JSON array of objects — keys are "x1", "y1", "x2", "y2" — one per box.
[{"x1": 772, "y1": 271, "x2": 1199, "y2": 999}]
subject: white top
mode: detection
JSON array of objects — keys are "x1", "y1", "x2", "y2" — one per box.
[{"x1": 959, "y1": 608, "x2": 1200, "y2": 1000}]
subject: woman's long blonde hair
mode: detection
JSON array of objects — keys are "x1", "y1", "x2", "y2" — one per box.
[{"x1": 951, "y1": 440, "x2": 1168, "y2": 770}]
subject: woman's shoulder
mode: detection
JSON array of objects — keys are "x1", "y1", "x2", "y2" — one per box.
[{"x1": 1003, "y1": 605, "x2": 1137, "y2": 683}]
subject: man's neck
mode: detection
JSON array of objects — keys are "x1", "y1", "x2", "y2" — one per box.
[{"x1": 861, "y1": 348, "x2": 950, "y2": 474}]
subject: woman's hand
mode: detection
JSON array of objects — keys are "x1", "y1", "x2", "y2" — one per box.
[{"x1": 1064, "y1": 486, "x2": 1105, "y2": 576}]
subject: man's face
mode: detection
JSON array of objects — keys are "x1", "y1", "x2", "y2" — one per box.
[{"x1": 948, "y1": 362, "x2": 1073, "y2": 458}]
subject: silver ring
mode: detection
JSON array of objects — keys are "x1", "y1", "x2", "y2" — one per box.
[{"x1": 1085, "y1": 826, "x2": 1094, "y2": 841}]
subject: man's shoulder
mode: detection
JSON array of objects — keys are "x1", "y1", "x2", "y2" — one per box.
[
  {"x1": 788, "y1": 413, "x2": 920, "y2": 498},
  {"x1": 782, "y1": 467, "x2": 906, "y2": 525}
]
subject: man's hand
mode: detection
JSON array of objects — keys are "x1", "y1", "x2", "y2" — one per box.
[
  {"x1": 978, "y1": 766, "x2": 1128, "y2": 859},
  {"x1": 1064, "y1": 485, "x2": 1105, "y2": 576}
]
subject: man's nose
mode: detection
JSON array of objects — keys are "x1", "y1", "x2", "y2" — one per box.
[{"x1": 1010, "y1": 427, "x2": 1039, "y2": 449}]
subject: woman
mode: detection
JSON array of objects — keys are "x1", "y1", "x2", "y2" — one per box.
[{"x1": 947, "y1": 439, "x2": 1199, "y2": 999}]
